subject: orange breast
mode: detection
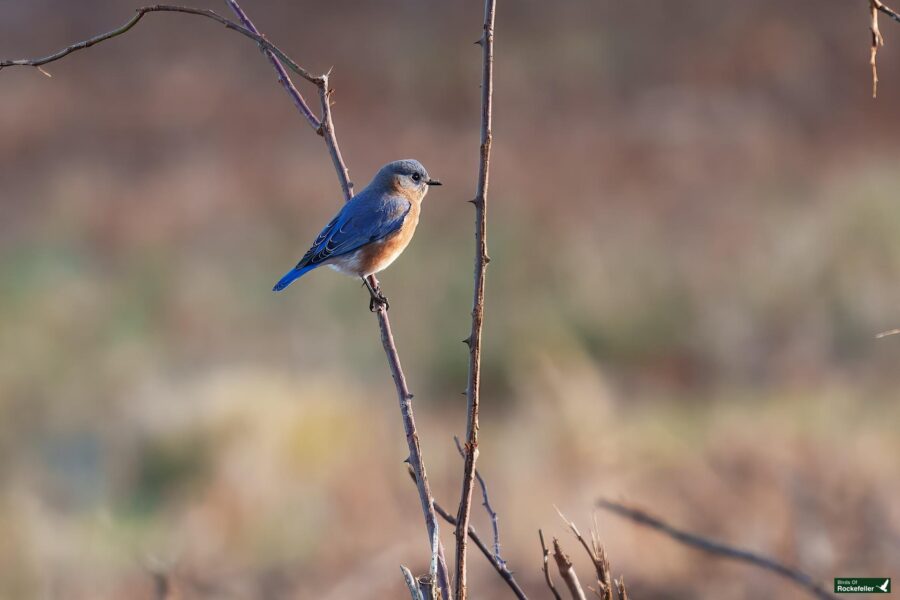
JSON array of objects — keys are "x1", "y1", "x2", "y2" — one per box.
[{"x1": 356, "y1": 202, "x2": 421, "y2": 276}]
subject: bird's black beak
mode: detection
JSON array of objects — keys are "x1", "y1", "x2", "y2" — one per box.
[{"x1": 426, "y1": 178, "x2": 442, "y2": 186}]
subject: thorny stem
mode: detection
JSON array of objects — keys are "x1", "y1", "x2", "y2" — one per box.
[{"x1": 455, "y1": 0, "x2": 496, "y2": 598}]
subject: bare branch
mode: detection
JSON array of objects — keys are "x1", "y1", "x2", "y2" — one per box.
[
  {"x1": 318, "y1": 73, "x2": 355, "y2": 201},
  {"x1": 419, "y1": 469, "x2": 528, "y2": 600},
  {"x1": 540, "y1": 530, "x2": 563, "y2": 600},
  {"x1": 223, "y1": 0, "x2": 321, "y2": 133},
  {"x1": 615, "y1": 578, "x2": 629, "y2": 600},
  {"x1": 455, "y1": 0, "x2": 497, "y2": 597},
  {"x1": 871, "y1": 0, "x2": 885, "y2": 97},
  {"x1": 552, "y1": 538, "x2": 588, "y2": 600},
  {"x1": 379, "y1": 327, "x2": 451, "y2": 600},
  {"x1": 596, "y1": 499, "x2": 834, "y2": 600},
  {"x1": 454, "y1": 436, "x2": 506, "y2": 569},
  {"x1": 402, "y1": 566, "x2": 424, "y2": 600},
  {"x1": 555, "y1": 507, "x2": 613, "y2": 600},
  {"x1": 875, "y1": 0, "x2": 900, "y2": 23},
  {"x1": 0, "y1": 5, "x2": 320, "y2": 86},
  {"x1": 868, "y1": 0, "x2": 900, "y2": 97}
]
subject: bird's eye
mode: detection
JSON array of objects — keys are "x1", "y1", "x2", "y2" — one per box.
[{"x1": 411, "y1": 173, "x2": 421, "y2": 182}]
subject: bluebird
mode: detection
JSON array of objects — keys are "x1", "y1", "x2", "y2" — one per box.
[{"x1": 273, "y1": 159, "x2": 441, "y2": 309}]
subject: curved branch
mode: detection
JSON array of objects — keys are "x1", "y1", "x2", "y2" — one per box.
[
  {"x1": 597, "y1": 499, "x2": 834, "y2": 600},
  {"x1": 0, "y1": 5, "x2": 322, "y2": 129}
]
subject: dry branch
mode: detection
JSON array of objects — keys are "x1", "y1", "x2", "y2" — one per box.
[
  {"x1": 555, "y1": 508, "x2": 614, "y2": 599},
  {"x1": 597, "y1": 499, "x2": 834, "y2": 600},
  {"x1": 868, "y1": 0, "x2": 900, "y2": 97},
  {"x1": 552, "y1": 538, "x2": 588, "y2": 600},
  {"x1": 0, "y1": 6, "x2": 317, "y2": 83},
  {"x1": 540, "y1": 530, "x2": 564, "y2": 600},
  {"x1": 454, "y1": 436, "x2": 506, "y2": 569},
  {"x1": 418, "y1": 468, "x2": 528, "y2": 600},
  {"x1": 0, "y1": 3, "x2": 450, "y2": 598},
  {"x1": 455, "y1": 0, "x2": 497, "y2": 598},
  {"x1": 403, "y1": 566, "x2": 424, "y2": 600},
  {"x1": 615, "y1": 578, "x2": 629, "y2": 600}
]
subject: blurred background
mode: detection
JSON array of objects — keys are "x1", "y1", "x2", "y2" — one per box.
[{"x1": 2, "y1": 0, "x2": 900, "y2": 598}]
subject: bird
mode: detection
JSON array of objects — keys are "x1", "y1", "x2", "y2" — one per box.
[{"x1": 273, "y1": 159, "x2": 441, "y2": 310}]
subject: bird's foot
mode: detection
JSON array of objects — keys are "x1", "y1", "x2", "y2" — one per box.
[
  {"x1": 369, "y1": 289, "x2": 390, "y2": 312},
  {"x1": 361, "y1": 276, "x2": 389, "y2": 312}
]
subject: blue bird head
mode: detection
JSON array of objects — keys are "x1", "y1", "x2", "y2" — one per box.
[{"x1": 372, "y1": 159, "x2": 441, "y2": 200}]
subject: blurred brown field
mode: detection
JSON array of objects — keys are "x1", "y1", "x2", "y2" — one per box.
[{"x1": 1, "y1": 1, "x2": 900, "y2": 598}]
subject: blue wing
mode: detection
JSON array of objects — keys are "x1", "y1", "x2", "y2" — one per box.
[{"x1": 273, "y1": 193, "x2": 411, "y2": 291}]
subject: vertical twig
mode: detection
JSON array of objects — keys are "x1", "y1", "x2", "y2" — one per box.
[
  {"x1": 455, "y1": 0, "x2": 497, "y2": 598},
  {"x1": 552, "y1": 538, "x2": 588, "y2": 600},
  {"x1": 555, "y1": 507, "x2": 614, "y2": 599},
  {"x1": 453, "y1": 436, "x2": 506, "y2": 569},
  {"x1": 402, "y1": 566, "x2": 424, "y2": 600},
  {"x1": 615, "y1": 578, "x2": 629, "y2": 600},
  {"x1": 223, "y1": 2, "x2": 448, "y2": 597},
  {"x1": 870, "y1": 0, "x2": 885, "y2": 97},
  {"x1": 317, "y1": 72, "x2": 354, "y2": 200},
  {"x1": 540, "y1": 530, "x2": 563, "y2": 600}
]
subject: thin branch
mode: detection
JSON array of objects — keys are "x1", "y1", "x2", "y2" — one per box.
[
  {"x1": 552, "y1": 538, "x2": 588, "y2": 600},
  {"x1": 0, "y1": 5, "x2": 320, "y2": 85},
  {"x1": 875, "y1": 0, "x2": 900, "y2": 23},
  {"x1": 871, "y1": 0, "x2": 885, "y2": 97},
  {"x1": 217, "y1": 3, "x2": 450, "y2": 597},
  {"x1": 555, "y1": 507, "x2": 613, "y2": 600},
  {"x1": 417, "y1": 469, "x2": 529, "y2": 600},
  {"x1": 615, "y1": 578, "x2": 629, "y2": 600},
  {"x1": 453, "y1": 436, "x2": 506, "y2": 569},
  {"x1": 402, "y1": 566, "x2": 424, "y2": 600},
  {"x1": 596, "y1": 499, "x2": 834, "y2": 600},
  {"x1": 868, "y1": 0, "x2": 900, "y2": 98},
  {"x1": 540, "y1": 530, "x2": 563, "y2": 600},
  {"x1": 223, "y1": 0, "x2": 320, "y2": 132},
  {"x1": 455, "y1": 0, "x2": 497, "y2": 597},
  {"x1": 382, "y1": 334, "x2": 450, "y2": 600},
  {"x1": 0, "y1": 4, "x2": 322, "y2": 129},
  {"x1": 589, "y1": 516, "x2": 614, "y2": 600},
  {"x1": 317, "y1": 73, "x2": 355, "y2": 201}
]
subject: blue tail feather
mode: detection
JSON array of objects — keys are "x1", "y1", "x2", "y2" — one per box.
[{"x1": 273, "y1": 264, "x2": 316, "y2": 292}]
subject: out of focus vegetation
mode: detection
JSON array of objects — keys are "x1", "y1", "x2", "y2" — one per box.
[{"x1": 1, "y1": 1, "x2": 899, "y2": 598}]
